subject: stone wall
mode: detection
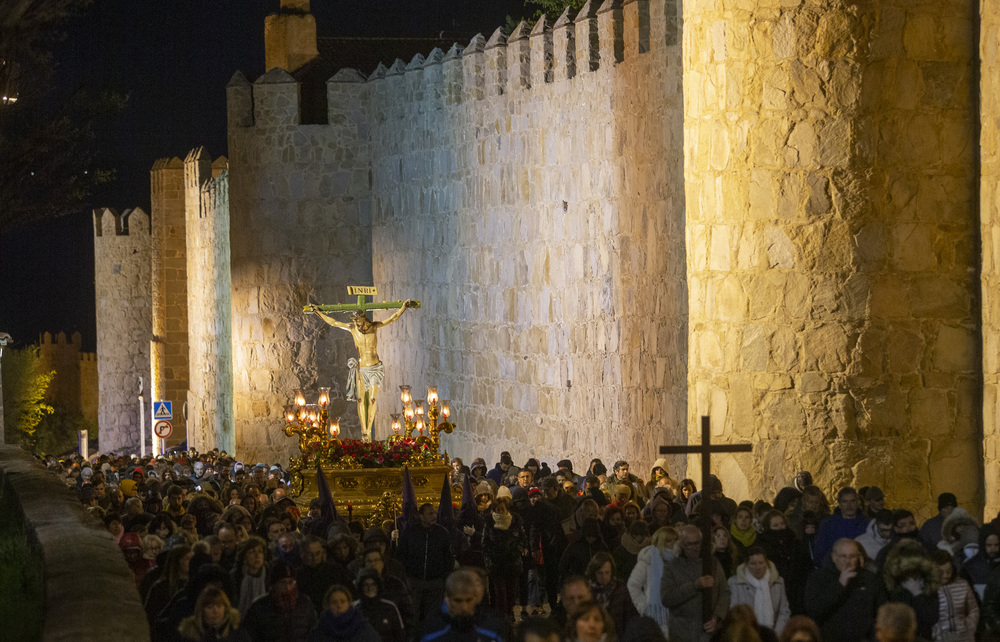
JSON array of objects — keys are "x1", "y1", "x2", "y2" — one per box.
[
  {"x1": 38, "y1": 332, "x2": 98, "y2": 425},
  {"x1": 185, "y1": 152, "x2": 236, "y2": 453},
  {"x1": 150, "y1": 158, "x2": 190, "y2": 449},
  {"x1": 983, "y1": 0, "x2": 1000, "y2": 518},
  {"x1": 80, "y1": 353, "x2": 97, "y2": 425},
  {"x1": 226, "y1": 69, "x2": 374, "y2": 464},
  {"x1": 683, "y1": 0, "x2": 980, "y2": 517},
  {"x1": 0, "y1": 446, "x2": 149, "y2": 641},
  {"x1": 93, "y1": 208, "x2": 152, "y2": 454},
  {"x1": 368, "y1": 0, "x2": 688, "y2": 472}
]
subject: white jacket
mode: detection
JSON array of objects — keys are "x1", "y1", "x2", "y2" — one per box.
[
  {"x1": 856, "y1": 517, "x2": 889, "y2": 562},
  {"x1": 727, "y1": 561, "x2": 791, "y2": 633},
  {"x1": 627, "y1": 544, "x2": 672, "y2": 636}
]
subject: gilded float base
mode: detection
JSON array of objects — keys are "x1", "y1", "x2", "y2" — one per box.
[{"x1": 292, "y1": 465, "x2": 451, "y2": 528}]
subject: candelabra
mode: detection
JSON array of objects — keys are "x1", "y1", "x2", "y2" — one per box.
[
  {"x1": 283, "y1": 387, "x2": 341, "y2": 454},
  {"x1": 391, "y1": 385, "x2": 454, "y2": 452}
]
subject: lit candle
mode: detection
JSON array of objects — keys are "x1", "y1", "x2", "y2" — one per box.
[
  {"x1": 416, "y1": 400, "x2": 425, "y2": 416},
  {"x1": 427, "y1": 386, "x2": 438, "y2": 406},
  {"x1": 400, "y1": 385, "x2": 412, "y2": 404},
  {"x1": 404, "y1": 403, "x2": 415, "y2": 421},
  {"x1": 318, "y1": 387, "x2": 330, "y2": 407},
  {"x1": 391, "y1": 414, "x2": 401, "y2": 434},
  {"x1": 441, "y1": 400, "x2": 450, "y2": 419},
  {"x1": 295, "y1": 389, "x2": 306, "y2": 407},
  {"x1": 329, "y1": 417, "x2": 340, "y2": 437},
  {"x1": 415, "y1": 419, "x2": 424, "y2": 434},
  {"x1": 284, "y1": 405, "x2": 295, "y2": 423}
]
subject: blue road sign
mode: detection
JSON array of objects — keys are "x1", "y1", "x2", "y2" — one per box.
[{"x1": 153, "y1": 401, "x2": 173, "y2": 420}]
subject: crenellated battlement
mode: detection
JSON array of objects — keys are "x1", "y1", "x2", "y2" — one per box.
[
  {"x1": 226, "y1": 0, "x2": 680, "y2": 131},
  {"x1": 92, "y1": 207, "x2": 150, "y2": 238}
]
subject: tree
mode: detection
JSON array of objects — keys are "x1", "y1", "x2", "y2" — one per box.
[
  {"x1": 0, "y1": 0, "x2": 125, "y2": 232},
  {"x1": 1, "y1": 346, "x2": 54, "y2": 445},
  {"x1": 31, "y1": 409, "x2": 95, "y2": 456}
]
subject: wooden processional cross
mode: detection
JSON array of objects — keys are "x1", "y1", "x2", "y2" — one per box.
[{"x1": 660, "y1": 416, "x2": 752, "y2": 622}]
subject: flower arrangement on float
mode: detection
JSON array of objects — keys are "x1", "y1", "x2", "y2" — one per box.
[{"x1": 302, "y1": 437, "x2": 440, "y2": 469}]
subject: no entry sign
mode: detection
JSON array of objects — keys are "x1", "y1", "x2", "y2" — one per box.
[{"x1": 153, "y1": 420, "x2": 172, "y2": 439}]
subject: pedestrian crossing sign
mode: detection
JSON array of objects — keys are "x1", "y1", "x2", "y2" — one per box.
[{"x1": 153, "y1": 401, "x2": 172, "y2": 420}]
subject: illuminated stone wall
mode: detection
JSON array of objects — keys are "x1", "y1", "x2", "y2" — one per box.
[
  {"x1": 184, "y1": 151, "x2": 236, "y2": 454},
  {"x1": 368, "y1": 0, "x2": 688, "y2": 472},
  {"x1": 684, "y1": 0, "x2": 980, "y2": 517},
  {"x1": 150, "y1": 158, "x2": 190, "y2": 449},
  {"x1": 226, "y1": 69, "x2": 373, "y2": 464},
  {"x1": 93, "y1": 208, "x2": 152, "y2": 454},
  {"x1": 983, "y1": 0, "x2": 1000, "y2": 518}
]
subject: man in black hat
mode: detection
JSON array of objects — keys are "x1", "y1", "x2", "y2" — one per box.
[{"x1": 920, "y1": 492, "x2": 958, "y2": 549}]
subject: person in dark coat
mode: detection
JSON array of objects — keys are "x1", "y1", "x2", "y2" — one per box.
[
  {"x1": 804, "y1": 538, "x2": 884, "y2": 642},
  {"x1": 559, "y1": 518, "x2": 607, "y2": 584},
  {"x1": 175, "y1": 585, "x2": 250, "y2": 642},
  {"x1": 306, "y1": 585, "x2": 379, "y2": 642},
  {"x1": 482, "y1": 488, "x2": 528, "y2": 619},
  {"x1": 613, "y1": 520, "x2": 650, "y2": 582},
  {"x1": 395, "y1": 502, "x2": 455, "y2": 620},
  {"x1": 243, "y1": 561, "x2": 317, "y2": 642},
  {"x1": 297, "y1": 536, "x2": 353, "y2": 613},
  {"x1": 882, "y1": 539, "x2": 940, "y2": 640},
  {"x1": 416, "y1": 569, "x2": 504, "y2": 642},
  {"x1": 756, "y1": 510, "x2": 811, "y2": 615},
  {"x1": 586, "y1": 551, "x2": 639, "y2": 636},
  {"x1": 360, "y1": 546, "x2": 415, "y2": 632},
  {"x1": 353, "y1": 568, "x2": 405, "y2": 642},
  {"x1": 813, "y1": 487, "x2": 869, "y2": 565},
  {"x1": 528, "y1": 478, "x2": 569, "y2": 610}
]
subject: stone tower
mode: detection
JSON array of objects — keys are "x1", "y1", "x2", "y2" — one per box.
[
  {"x1": 93, "y1": 208, "x2": 152, "y2": 453},
  {"x1": 683, "y1": 0, "x2": 980, "y2": 515},
  {"x1": 150, "y1": 157, "x2": 189, "y2": 448},
  {"x1": 183, "y1": 150, "x2": 235, "y2": 453}
]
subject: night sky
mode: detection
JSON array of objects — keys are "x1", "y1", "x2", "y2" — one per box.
[{"x1": 0, "y1": 0, "x2": 520, "y2": 352}]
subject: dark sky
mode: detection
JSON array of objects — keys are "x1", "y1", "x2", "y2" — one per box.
[{"x1": 0, "y1": 0, "x2": 521, "y2": 352}]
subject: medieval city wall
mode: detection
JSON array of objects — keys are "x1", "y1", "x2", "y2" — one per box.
[
  {"x1": 684, "y1": 0, "x2": 981, "y2": 517},
  {"x1": 38, "y1": 331, "x2": 99, "y2": 425},
  {"x1": 983, "y1": 0, "x2": 1000, "y2": 518},
  {"x1": 93, "y1": 208, "x2": 152, "y2": 454},
  {"x1": 367, "y1": 0, "x2": 688, "y2": 474},
  {"x1": 184, "y1": 153, "x2": 236, "y2": 454},
  {"x1": 150, "y1": 158, "x2": 190, "y2": 449},
  {"x1": 226, "y1": 70, "x2": 374, "y2": 464}
]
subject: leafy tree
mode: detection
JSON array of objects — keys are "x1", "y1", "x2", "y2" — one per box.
[
  {"x1": 1, "y1": 346, "x2": 54, "y2": 444},
  {"x1": 30, "y1": 409, "x2": 94, "y2": 456},
  {"x1": 0, "y1": 0, "x2": 125, "y2": 232},
  {"x1": 505, "y1": 0, "x2": 587, "y2": 35}
]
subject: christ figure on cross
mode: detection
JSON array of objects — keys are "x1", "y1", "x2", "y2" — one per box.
[{"x1": 306, "y1": 298, "x2": 417, "y2": 441}]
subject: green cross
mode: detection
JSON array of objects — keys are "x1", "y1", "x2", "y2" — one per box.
[{"x1": 303, "y1": 286, "x2": 421, "y2": 317}]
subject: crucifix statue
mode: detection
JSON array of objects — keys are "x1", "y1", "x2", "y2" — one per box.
[
  {"x1": 305, "y1": 287, "x2": 419, "y2": 441},
  {"x1": 660, "y1": 415, "x2": 752, "y2": 624}
]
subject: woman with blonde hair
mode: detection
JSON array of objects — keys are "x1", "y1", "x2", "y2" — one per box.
[
  {"x1": 177, "y1": 585, "x2": 248, "y2": 641},
  {"x1": 627, "y1": 525, "x2": 677, "y2": 637}
]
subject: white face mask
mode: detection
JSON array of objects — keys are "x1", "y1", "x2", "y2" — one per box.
[{"x1": 964, "y1": 543, "x2": 980, "y2": 560}]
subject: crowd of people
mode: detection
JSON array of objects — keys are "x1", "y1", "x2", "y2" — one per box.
[{"x1": 51, "y1": 447, "x2": 1000, "y2": 642}]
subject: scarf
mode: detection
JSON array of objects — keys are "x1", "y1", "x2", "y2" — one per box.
[
  {"x1": 492, "y1": 511, "x2": 512, "y2": 530},
  {"x1": 318, "y1": 607, "x2": 365, "y2": 638},
  {"x1": 238, "y1": 570, "x2": 267, "y2": 615},
  {"x1": 731, "y1": 523, "x2": 757, "y2": 548},
  {"x1": 746, "y1": 569, "x2": 774, "y2": 628},
  {"x1": 621, "y1": 531, "x2": 651, "y2": 555}
]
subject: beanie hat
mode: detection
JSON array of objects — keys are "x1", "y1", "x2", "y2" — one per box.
[
  {"x1": 939, "y1": 492, "x2": 958, "y2": 510},
  {"x1": 496, "y1": 486, "x2": 512, "y2": 501},
  {"x1": 475, "y1": 481, "x2": 494, "y2": 499},
  {"x1": 528, "y1": 488, "x2": 543, "y2": 498},
  {"x1": 500, "y1": 453, "x2": 513, "y2": 466},
  {"x1": 355, "y1": 567, "x2": 382, "y2": 593},
  {"x1": 557, "y1": 459, "x2": 573, "y2": 471},
  {"x1": 363, "y1": 527, "x2": 389, "y2": 545}
]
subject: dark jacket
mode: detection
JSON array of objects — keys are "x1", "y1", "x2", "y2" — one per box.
[
  {"x1": 396, "y1": 522, "x2": 454, "y2": 581},
  {"x1": 482, "y1": 512, "x2": 527, "y2": 577},
  {"x1": 559, "y1": 538, "x2": 607, "y2": 584},
  {"x1": 356, "y1": 597, "x2": 405, "y2": 642},
  {"x1": 813, "y1": 509, "x2": 869, "y2": 564},
  {"x1": 804, "y1": 560, "x2": 883, "y2": 642},
  {"x1": 417, "y1": 601, "x2": 504, "y2": 642},
  {"x1": 243, "y1": 593, "x2": 317, "y2": 642},
  {"x1": 306, "y1": 608, "x2": 380, "y2": 642},
  {"x1": 297, "y1": 562, "x2": 353, "y2": 613}
]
